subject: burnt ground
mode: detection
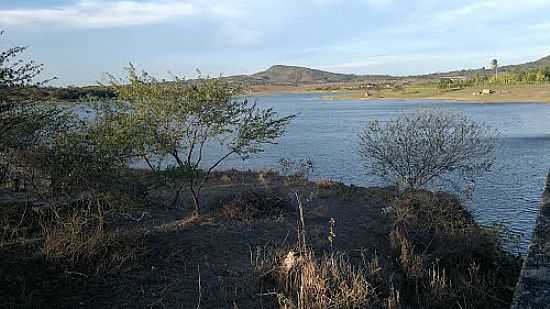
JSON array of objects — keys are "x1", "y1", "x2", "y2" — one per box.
[{"x1": 0, "y1": 170, "x2": 397, "y2": 309}]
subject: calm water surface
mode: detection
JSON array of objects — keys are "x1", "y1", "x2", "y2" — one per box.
[{"x1": 213, "y1": 93, "x2": 550, "y2": 250}]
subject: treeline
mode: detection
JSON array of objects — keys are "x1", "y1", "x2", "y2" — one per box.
[
  {"x1": 438, "y1": 67, "x2": 550, "y2": 89},
  {"x1": 19, "y1": 85, "x2": 116, "y2": 101}
]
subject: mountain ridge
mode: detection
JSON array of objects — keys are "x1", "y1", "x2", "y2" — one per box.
[{"x1": 226, "y1": 54, "x2": 550, "y2": 86}]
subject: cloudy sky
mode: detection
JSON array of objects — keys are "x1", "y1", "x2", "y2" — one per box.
[{"x1": 1, "y1": 0, "x2": 550, "y2": 85}]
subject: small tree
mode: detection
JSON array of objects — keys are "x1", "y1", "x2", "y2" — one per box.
[
  {"x1": 101, "y1": 65, "x2": 295, "y2": 216},
  {"x1": 0, "y1": 32, "x2": 67, "y2": 187},
  {"x1": 358, "y1": 109, "x2": 496, "y2": 190},
  {"x1": 1, "y1": 31, "x2": 45, "y2": 147}
]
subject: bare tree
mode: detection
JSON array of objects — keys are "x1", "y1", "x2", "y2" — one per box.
[{"x1": 358, "y1": 109, "x2": 497, "y2": 190}]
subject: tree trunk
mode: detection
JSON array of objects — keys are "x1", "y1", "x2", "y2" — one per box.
[
  {"x1": 191, "y1": 189, "x2": 201, "y2": 217},
  {"x1": 171, "y1": 185, "x2": 184, "y2": 208}
]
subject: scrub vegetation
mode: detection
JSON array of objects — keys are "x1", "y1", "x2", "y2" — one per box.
[{"x1": 1, "y1": 34, "x2": 522, "y2": 308}]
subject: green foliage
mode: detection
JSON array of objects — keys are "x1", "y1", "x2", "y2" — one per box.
[
  {"x1": 97, "y1": 64, "x2": 295, "y2": 215},
  {"x1": 0, "y1": 32, "x2": 70, "y2": 185},
  {"x1": 467, "y1": 66, "x2": 550, "y2": 86},
  {"x1": 0, "y1": 33, "x2": 137, "y2": 211}
]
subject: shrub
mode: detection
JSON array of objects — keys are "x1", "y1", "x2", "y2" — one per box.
[
  {"x1": 0, "y1": 32, "x2": 71, "y2": 191},
  {"x1": 358, "y1": 109, "x2": 496, "y2": 190},
  {"x1": 98, "y1": 65, "x2": 295, "y2": 217}
]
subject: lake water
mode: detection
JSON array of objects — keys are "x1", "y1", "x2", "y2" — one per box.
[{"x1": 212, "y1": 93, "x2": 550, "y2": 251}]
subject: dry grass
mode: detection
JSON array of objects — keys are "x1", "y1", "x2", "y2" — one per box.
[
  {"x1": 252, "y1": 192, "x2": 398, "y2": 309},
  {"x1": 41, "y1": 210, "x2": 144, "y2": 275},
  {"x1": 218, "y1": 191, "x2": 291, "y2": 222},
  {"x1": 0, "y1": 172, "x2": 523, "y2": 308},
  {"x1": 317, "y1": 179, "x2": 337, "y2": 190},
  {"x1": 248, "y1": 188, "x2": 521, "y2": 309},
  {"x1": 0, "y1": 197, "x2": 148, "y2": 308},
  {"x1": 389, "y1": 190, "x2": 521, "y2": 309},
  {"x1": 253, "y1": 246, "x2": 395, "y2": 309}
]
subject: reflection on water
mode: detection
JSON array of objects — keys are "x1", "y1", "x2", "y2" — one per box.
[{"x1": 212, "y1": 93, "x2": 550, "y2": 251}]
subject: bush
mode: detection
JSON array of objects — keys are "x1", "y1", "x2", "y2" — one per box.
[{"x1": 359, "y1": 109, "x2": 496, "y2": 190}]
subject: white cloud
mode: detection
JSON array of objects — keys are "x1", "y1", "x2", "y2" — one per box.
[
  {"x1": 0, "y1": 0, "x2": 248, "y2": 29},
  {"x1": 0, "y1": 0, "x2": 268, "y2": 47},
  {"x1": 433, "y1": 0, "x2": 550, "y2": 24}
]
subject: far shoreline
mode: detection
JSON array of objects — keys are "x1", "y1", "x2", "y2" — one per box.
[{"x1": 248, "y1": 87, "x2": 550, "y2": 104}]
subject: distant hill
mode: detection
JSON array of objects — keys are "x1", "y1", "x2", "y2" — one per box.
[
  {"x1": 251, "y1": 65, "x2": 359, "y2": 85},
  {"x1": 222, "y1": 65, "x2": 397, "y2": 86},
  {"x1": 223, "y1": 54, "x2": 550, "y2": 87},
  {"x1": 502, "y1": 54, "x2": 550, "y2": 71}
]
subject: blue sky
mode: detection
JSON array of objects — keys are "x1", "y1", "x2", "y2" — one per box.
[{"x1": 1, "y1": 0, "x2": 550, "y2": 85}]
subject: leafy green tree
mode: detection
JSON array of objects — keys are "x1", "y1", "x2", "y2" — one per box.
[
  {"x1": 100, "y1": 65, "x2": 295, "y2": 216},
  {"x1": 536, "y1": 69, "x2": 546, "y2": 82},
  {"x1": 527, "y1": 70, "x2": 538, "y2": 82}
]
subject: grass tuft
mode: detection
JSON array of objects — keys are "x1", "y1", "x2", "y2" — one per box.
[{"x1": 253, "y1": 246, "x2": 392, "y2": 309}]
